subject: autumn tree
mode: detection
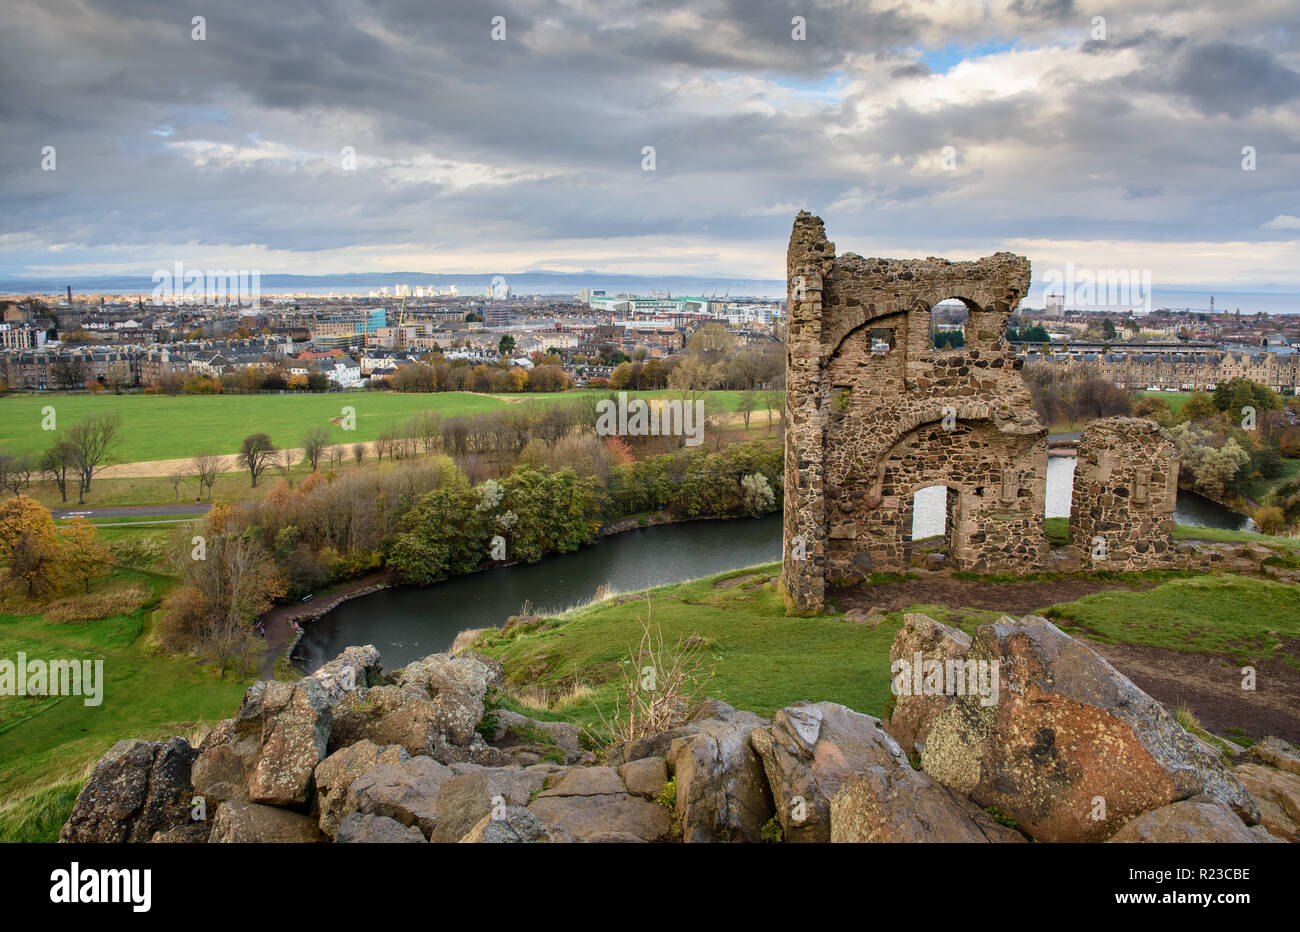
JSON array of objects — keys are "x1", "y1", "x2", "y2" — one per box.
[
  {"x1": 238, "y1": 433, "x2": 276, "y2": 487},
  {"x1": 40, "y1": 439, "x2": 77, "y2": 503},
  {"x1": 59, "y1": 517, "x2": 111, "y2": 592},
  {"x1": 66, "y1": 413, "x2": 123, "y2": 503},
  {"x1": 193, "y1": 453, "x2": 221, "y2": 499},
  {"x1": 0, "y1": 495, "x2": 63, "y2": 599},
  {"x1": 301, "y1": 426, "x2": 330, "y2": 472}
]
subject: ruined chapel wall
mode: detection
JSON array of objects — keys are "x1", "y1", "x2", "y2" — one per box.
[{"x1": 1069, "y1": 417, "x2": 1180, "y2": 569}]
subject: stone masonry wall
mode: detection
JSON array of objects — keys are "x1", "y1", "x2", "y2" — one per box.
[
  {"x1": 1069, "y1": 417, "x2": 1180, "y2": 569},
  {"x1": 781, "y1": 212, "x2": 1179, "y2": 612}
]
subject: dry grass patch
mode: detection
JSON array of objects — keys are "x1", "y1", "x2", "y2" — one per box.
[{"x1": 42, "y1": 582, "x2": 152, "y2": 623}]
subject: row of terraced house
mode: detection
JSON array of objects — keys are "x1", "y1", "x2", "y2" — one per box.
[{"x1": 1024, "y1": 346, "x2": 1300, "y2": 394}]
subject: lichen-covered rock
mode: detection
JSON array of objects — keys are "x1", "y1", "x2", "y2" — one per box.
[
  {"x1": 667, "y1": 708, "x2": 772, "y2": 843},
  {"x1": 1108, "y1": 798, "x2": 1275, "y2": 843},
  {"x1": 830, "y1": 766, "x2": 1027, "y2": 842},
  {"x1": 346, "y1": 755, "x2": 454, "y2": 839},
  {"x1": 208, "y1": 799, "x2": 326, "y2": 843},
  {"x1": 307, "y1": 645, "x2": 382, "y2": 705},
  {"x1": 921, "y1": 616, "x2": 1259, "y2": 842},
  {"x1": 191, "y1": 718, "x2": 260, "y2": 804},
  {"x1": 329, "y1": 685, "x2": 440, "y2": 756},
  {"x1": 394, "y1": 653, "x2": 491, "y2": 704},
  {"x1": 459, "y1": 804, "x2": 552, "y2": 843},
  {"x1": 1232, "y1": 763, "x2": 1300, "y2": 842},
  {"x1": 246, "y1": 679, "x2": 332, "y2": 807},
  {"x1": 314, "y1": 740, "x2": 409, "y2": 838},
  {"x1": 335, "y1": 812, "x2": 427, "y2": 843},
  {"x1": 60, "y1": 737, "x2": 197, "y2": 843},
  {"x1": 433, "y1": 767, "x2": 549, "y2": 843},
  {"x1": 751, "y1": 701, "x2": 911, "y2": 843},
  {"x1": 885, "y1": 613, "x2": 973, "y2": 756}
]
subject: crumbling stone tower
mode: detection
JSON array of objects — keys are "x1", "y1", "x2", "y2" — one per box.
[
  {"x1": 1070, "y1": 417, "x2": 1179, "y2": 569},
  {"x1": 781, "y1": 212, "x2": 1049, "y2": 612}
]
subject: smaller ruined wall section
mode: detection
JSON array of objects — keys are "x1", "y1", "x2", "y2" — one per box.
[{"x1": 1069, "y1": 417, "x2": 1180, "y2": 569}]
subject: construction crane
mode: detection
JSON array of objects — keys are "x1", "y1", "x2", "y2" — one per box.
[{"x1": 397, "y1": 293, "x2": 407, "y2": 327}]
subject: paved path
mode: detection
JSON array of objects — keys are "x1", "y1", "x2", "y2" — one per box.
[{"x1": 51, "y1": 503, "x2": 213, "y2": 520}]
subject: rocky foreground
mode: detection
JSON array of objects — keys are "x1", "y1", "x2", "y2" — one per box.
[{"x1": 60, "y1": 616, "x2": 1300, "y2": 843}]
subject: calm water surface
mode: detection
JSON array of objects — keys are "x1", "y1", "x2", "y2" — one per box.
[{"x1": 298, "y1": 456, "x2": 1247, "y2": 671}]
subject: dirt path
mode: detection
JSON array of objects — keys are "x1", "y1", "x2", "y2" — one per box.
[
  {"x1": 830, "y1": 573, "x2": 1160, "y2": 616},
  {"x1": 1089, "y1": 640, "x2": 1300, "y2": 744},
  {"x1": 100, "y1": 440, "x2": 387, "y2": 480},
  {"x1": 258, "y1": 571, "x2": 392, "y2": 679}
]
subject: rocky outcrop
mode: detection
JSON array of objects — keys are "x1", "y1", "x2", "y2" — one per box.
[
  {"x1": 346, "y1": 755, "x2": 453, "y2": 838},
  {"x1": 830, "y1": 768, "x2": 1026, "y2": 843},
  {"x1": 920, "y1": 615, "x2": 1258, "y2": 841},
  {"x1": 432, "y1": 767, "x2": 550, "y2": 843},
  {"x1": 751, "y1": 702, "x2": 908, "y2": 843},
  {"x1": 61, "y1": 623, "x2": 1288, "y2": 845},
  {"x1": 244, "y1": 679, "x2": 333, "y2": 807},
  {"x1": 314, "y1": 740, "x2": 409, "y2": 838},
  {"x1": 1232, "y1": 763, "x2": 1300, "y2": 841},
  {"x1": 665, "y1": 703, "x2": 772, "y2": 843},
  {"x1": 60, "y1": 737, "x2": 197, "y2": 843},
  {"x1": 884, "y1": 613, "x2": 972, "y2": 756},
  {"x1": 1108, "y1": 798, "x2": 1278, "y2": 843},
  {"x1": 309, "y1": 645, "x2": 382, "y2": 704},
  {"x1": 335, "y1": 813, "x2": 427, "y2": 843},
  {"x1": 209, "y1": 799, "x2": 326, "y2": 843},
  {"x1": 528, "y1": 766, "x2": 671, "y2": 842}
]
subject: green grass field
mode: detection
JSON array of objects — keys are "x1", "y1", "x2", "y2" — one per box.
[
  {"x1": 0, "y1": 392, "x2": 509, "y2": 462},
  {"x1": 0, "y1": 569, "x2": 253, "y2": 842},
  {"x1": 0, "y1": 389, "x2": 780, "y2": 466},
  {"x1": 1136, "y1": 390, "x2": 1193, "y2": 414}
]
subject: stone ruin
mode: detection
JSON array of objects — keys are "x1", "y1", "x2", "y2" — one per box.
[{"x1": 780, "y1": 212, "x2": 1180, "y2": 612}]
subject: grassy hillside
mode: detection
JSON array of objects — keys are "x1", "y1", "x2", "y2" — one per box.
[
  {"x1": 0, "y1": 569, "x2": 252, "y2": 842},
  {"x1": 474, "y1": 564, "x2": 1300, "y2": 735}
]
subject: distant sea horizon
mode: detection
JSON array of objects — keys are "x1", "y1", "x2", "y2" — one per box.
[{"x1": 1, "y1": 271, "x2": 1298, "y2": 314}]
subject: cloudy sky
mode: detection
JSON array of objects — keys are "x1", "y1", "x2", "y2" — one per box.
[{"x1": 2, "y1": 0, "x2": 1298, "y2": 289}]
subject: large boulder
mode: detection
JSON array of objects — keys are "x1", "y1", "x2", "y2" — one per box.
[
  {"x1": 1232, "y1": 763, "x2": 1300, "y2": 842},
  {"x1": 329, "y1": 686, "x2": 442, "y2": 757},
  {"x1": 885, "y1": 613, "x2": 973, "y2": 756},
  {"x1": 394, "y1": 653, "x2": 491, "y2": 704},
  {"x1": 208, "y1": 799, "x2": 326, "y2": 843},
  {"x1": 307, "y1": 645, "x2": 382, "y2": 705},
  {"x1": 335, "y1": 813, "x2": 427, "y2": 843},
  {"x1": 313, "y1": 740, "x2": 409, "y2": 838},
  {"x1": 666, "y1": 705, "x2": 772, "y2": 843},
  {"x1": 433, "y1": 767, "x2": 550, "y2": 843},
  {"x1": 528, "y1": 767, "x2": 670, "y2": 842},
  {"x1": 191, "y1": 718, "x2": 261, "y2": 805},
  {"x1": 1108, "y1": 797, "x2": 1277, "y2": 843},
  {"x1": 830, "y1": 766, "x2": 1027, "y2": 843},
  {"x1": 618, "y1": 758, "x2": 669, "y2": 800},
  {"x1": 244, "y1": 679, "x2": 333, "y2": 807},
  {"x1": 750, "y1": 701, "x2": 912, "y2": 843},
  {"x1": 60, "y1": 737, "x2": 197, "y2": 843},
  {"x1": 346, "y1": 755, "x2": 454, "y2": 839},
  {"x1": 921, "y1": 616, "x2": 1259, "y2": 842}
]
